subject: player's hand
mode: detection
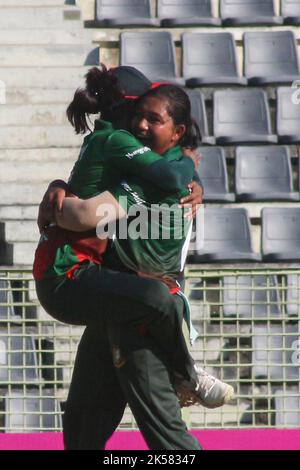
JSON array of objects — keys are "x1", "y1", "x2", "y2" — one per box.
[
  {"x1": 37, "y1": 180, "x2": 69, "y2": 233},
  {"x1": 179, "y1": 181, "x2": 203, "y2": 219},
  {"x1": 182, "y1": 147, "x2": 201, "y2": 170}
]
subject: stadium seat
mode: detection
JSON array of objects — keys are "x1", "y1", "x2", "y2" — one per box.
[
  {"x1": 244, "y1": 31, "x2": 300, "y2": 85},
  {"x1": 186, "y1": 90, "x2": 215, "y2": 145},
  {"x1": 282, "y1": 0, "x2": 300, "y2": 25},
  {"x1": 262, "y1": 207, "x2": 300, "y2": 261},
  {"x1": 0, "y1": 280, "x2": 17, "y2": 321},
  {"x1": 277, "y1": 87, "x2": 300, "y2": 144},
  {"x1": 220, "y1": 0, "x2": 283, "y2": 25},
  {"x1": 183, "y1": 32, "x2": 247, "y2": 87},
  {"x1": 252, "y1": 324, "x2": 299, "y2": 380},
  {"x1": 158, "y1": 0, "x2": 221, "y2": 27},
  {"x1": 93, "y1": 0, "x2": 159, "y2": 27},
  {"x1": 157, "y1": 0, "x2": 221, "y2": 28},
  {"x1": 0, "y1": 329, "x2": 39, "y2": 384},
  {"x1": 120, "y1": 32, "x2": 184, "y2": 84},
  {"x1": 197, "y1": 146, "x2": 235, "y2": 202},
  {"x1": 235, "y1": 146, "x2": 299, "y2": 202},
  {"x1": 213, "y1": 90, "x2": 277, "y2": 145},
  {"x1": 275, "y1": 390, "x2": 300, "y2": 426},
  {"x1": 192, "y1": 207, "x2": 261, "y2": 262},
  {"x1": 5, "y1": 390, "x2": 61, "y2": 432},
  {"x1": 286, "y1": 274, "x2": 300, "y2": 317},
  {"x1": 223, "y1": 275, "x2": 281, "y2": 319}
]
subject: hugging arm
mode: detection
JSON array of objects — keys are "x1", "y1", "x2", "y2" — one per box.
[{"x1": 54, "y1": 191, "x2": 127, "y2": 232}]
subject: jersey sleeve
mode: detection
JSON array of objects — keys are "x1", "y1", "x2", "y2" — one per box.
[{"x1": 104, "y1": 130, "x2": 194, "y2": 192}]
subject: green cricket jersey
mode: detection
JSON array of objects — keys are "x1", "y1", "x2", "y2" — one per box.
[
  {"x1": 111, "y1": 145, "x2": 193, "y2": 286},
  {"x1": 33, "y1": 120, "x2": 194, "y2": 281}
]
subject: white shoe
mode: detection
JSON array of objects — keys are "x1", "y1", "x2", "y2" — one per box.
[{"x1": 176, "y1": 366, "x2": 234, "y2": 408}]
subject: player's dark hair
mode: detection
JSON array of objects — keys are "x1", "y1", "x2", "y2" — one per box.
[
  {"x1": 67, "y1": 65, "x2": 125, "y2": 134},
  {"x1": 137, "y1": 84, "x2": 201, "y2": 149}
]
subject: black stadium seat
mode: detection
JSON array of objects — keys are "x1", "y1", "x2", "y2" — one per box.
[
  {"x1": 244, "y1": 31, "x2": 300, "y2": 85},
  {"x1": 277, "y1": 87, "x2": 300, "y2": 144},
  {"x1": 235, "y1": 146, "x2": 299, "y2": 202},
  {"x1": 186, "y1": 90, "x2": 215, "y2": 145},
  {"x1": 220, "y1": 0, "x2": 283, "y2": 26},
  {"x1": 252, "y1": 324, "x2": 299, "y2": 380},
  {"x1": 158, "y1": 0, "x2": 221, "y2": 27},
  {"x1": 192, "y1": 207, "x2": 261, "y2": 262},
  {"x1": 183, "y1": 32, "x2": 247, "y2": 87},
  {"x1": 120, "y1": 32, "x2": 184, "y2": 84},
  {"x1": 275, "y1": 390, "x2": 300, "y2": 426},
  {"x1": 262, "y1": 207, "x2": 300, "y2": 261},
  {"x1": 197, "y1": 146, "x2": 235, "y2": 202},
  {"x1": 0, "y1": 280, "x2": 17, "y2": 321},
  {"x1": 0, "y1": 329, "x2": 39, "y2": 384},
  {"x1": 282, "y1": 0, "x2": 300, "y2": 25},
  {"x1": 94, "y1": 0, "x2": 159, "y2": 27},
  {"x1": 213, "y1": 90, "x2": 277, "y2": 145},
  {"x1": 5, "y1": 390, "x2": 62, "y2": 432},
  {"x1": 286, "y1": 274, "x2": 300, "y2": 317},
  {"x1": 223, "y1": 275, "x2": 281, "y2": 319}
]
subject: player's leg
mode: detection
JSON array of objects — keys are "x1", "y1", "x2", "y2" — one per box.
[
  {"x1": 63, "y1": 325, "x2": 126, "y2": 450},
  {"x1": 36, "y1": 262, "x2": 197, "y2": 384},
  {"x1": 108, "y1": 322, "x2": 201, "y2": 451}
]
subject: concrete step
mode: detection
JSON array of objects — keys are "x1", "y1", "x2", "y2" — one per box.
[
  {"x1": 0, "y1": 1, "x2": 68, "y2": 6},
  {"x1": 0, "y1": 147, "x2": 80, "y2": 162},
  {"x1": 0, "y1": 7, "x2": 81, "y2": 29},
  {"x1": 0, "y1": 104, "x2": 69, "y2": 127},
  {"x1": 5, "y1": 88, "x2": 75, "y2": 105},
  {"x1": 0, "y1": 160, "x2": 73, "y2": 183},
  {"x1": 0, "y1": 126, "x2": 83, "y2": 149},
  {"x1": 0, "y1": 45, "x2": 99, "y2": 67},
  {"x1": 0, "y1": 206, "x2": 38, "y2": 221},
  {"x1": 0, "y1": 28, "x2": 92, "y2": 46},
  {"x1": 0, "y1": 182, "x2": 52, "y2": 205},
  {"x1": 0, "y1": 67, "x2": 91, "y2": 88},
  {"x1": 0, "y1": 242, "x2": 37, "y2": 266},
  {"x1": 1, "y1": 220, "x2": 39, "y2": 243}
]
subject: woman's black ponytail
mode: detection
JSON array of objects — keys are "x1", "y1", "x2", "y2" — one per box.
[{"x1": 67, "y1": 64, "x2": 124, "y2": 134}]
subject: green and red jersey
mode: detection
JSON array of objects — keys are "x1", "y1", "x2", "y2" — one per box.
[{"x1": 33, "y1": 120, "x2": 194, "y2": 281}]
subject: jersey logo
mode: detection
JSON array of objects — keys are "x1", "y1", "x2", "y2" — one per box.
[{"x1": 125, "y1": 146, "x2": 150, "y2": 159}]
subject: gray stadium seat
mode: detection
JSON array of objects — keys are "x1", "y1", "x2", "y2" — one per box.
[
  {"x1": 5, "y1": 390, "x2": 61, "y2": 432},
  {"x1": 192, "y1": 207, "x2": 261, "y2": 262},
  {"x1": 186, "y1": 90, "x2": 215, "y2": 145},
  {"x1": 0, "y1": 329, "x2": 39, "y2": 384},
  {"x1": 262, "y1": 207, "x2": 300, "y2": 261},
  {"x1": 244, "y1": 31, "x2": 300, "y2": 85},
  {"x1": 120, "y1": 32, "x2": 184, "y2": 84},
  {"x1": 235, "y1": 146, "x2": 299, "y2": 202},
  {"x1": 282, "y1": 0, "x2": 300, "y2": 25},
  {"x1": 223, "y1": 275, "x2": 281, "y2": 319},
  {"x1": 0, "y1": 280, "x2": 17, "y2": 321},
  {"x1": 197, "y1": 146, "x2": 235, "y2": 202},
  {"x1": 158, "y1": 0, "x2": 221, "y2": 27},
  {"x1": 183, "y1": 32, "x2": 247, "y2": 87},
  {"x1": 221, "y1": 0, "x2": 283, "y2": 25},
  {"x1": 275, "y1": 390, "x2": 300, "y2": 426},
  {"x1": 252, "y1": 324, "x2": 300, "y2": 380},
  {"x1": 277, "y1": 87, "x2": 300, "y2": 144},
  {"x1": 286, "y1": 274, "x2": 300, "y2": 317},
  {"x1": 93, "y1": 0, "x2": 159, "y2": 27},
  {"x1": 213, "y1": 90, "x2": 277, "y2": 145}
]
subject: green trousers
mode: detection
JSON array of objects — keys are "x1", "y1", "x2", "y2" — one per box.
[{"x1": 63, "y1": 321, "x2": 201, "y2": 450}]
